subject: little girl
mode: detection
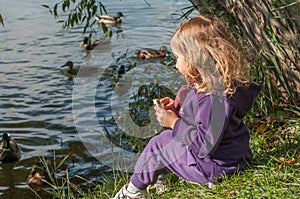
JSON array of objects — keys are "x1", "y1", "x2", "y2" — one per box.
[{"x1": 112, "y1": 15, "x2": 261, "y2": 199}]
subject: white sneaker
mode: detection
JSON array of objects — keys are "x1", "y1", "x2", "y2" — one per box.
[
  {"x1": 111, "y1": 185, "x2": 150, "y2": 199},
  {"x1": 155, "y1": 174, "x2": 167, "y2": 194},
  {"x1": 207, "y1": 182, "x2": 214, "y2": 189},
  {"x1": 146, "y1": 174, "x2": 167, "y2": 194}
]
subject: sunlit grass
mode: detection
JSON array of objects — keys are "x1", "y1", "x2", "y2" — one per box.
[
  {"x1": 77, "y1": 110, "x2": 299, "y2": 199},
  {"x1": 28, "y1": 105, "x2": 299, "y2": 199},
  {"x1": 27, "y1": 99, "x2": 299, "y2": 199}
]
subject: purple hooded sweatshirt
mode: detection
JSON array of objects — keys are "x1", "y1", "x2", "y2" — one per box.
[{"x1": 131, "y1": 81, "x2": 262, "y2": 190}]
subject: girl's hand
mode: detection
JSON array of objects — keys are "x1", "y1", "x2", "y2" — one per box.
[
  {"x1": 158, "y1": 97, "x2": 175, "y2": 111},
  {"x1": 154, "y1": 104, "x2": 179, "y2": 129}
]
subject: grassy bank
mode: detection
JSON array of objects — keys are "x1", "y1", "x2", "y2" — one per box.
[
  {"x1": 31, "y1": 95, "x2": 299, "y2": 199},
  {"x1": 76, "y1": 108, "x2": 299, "y2": 199},
  {"x1": 33, "y1": 104, "x2": 299, "y2": 199}
]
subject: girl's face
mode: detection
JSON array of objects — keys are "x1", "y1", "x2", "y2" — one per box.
[{"x1": 174, "y1": 53, "x2": 188, "y2": 77}]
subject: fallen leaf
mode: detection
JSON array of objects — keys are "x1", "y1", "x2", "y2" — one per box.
[
  {"x1": 285, "y1": 158, "x2": 297, "y2": 164},
  {"x1": 256, "y1": 123, "x2": 268, "y2": 133},
  {"x1": 276, "y1": 157, "x2": 298, "y2": 169}
]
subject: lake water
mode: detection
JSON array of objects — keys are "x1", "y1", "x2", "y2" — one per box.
[{"x1": 0, "y1": 0, "x2": 196, "y2": 198}]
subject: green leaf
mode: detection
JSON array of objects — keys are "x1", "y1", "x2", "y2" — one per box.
[
  {"x1": 0, "y1": 14, "x2": 4, "y2": 26},
  {"x1": 41, "y1": 4, "x2": 49, "y2": 9},
  {"x1": 98, "y1": 2, "x2": 108, "y2": 15},
  {"x1": 268, "y1": 53, "x2": 292, "y2": 97},
  {"x1": 53, "y1": 3, "x2": 58, "y2": 18},
  {"x1": 262, "y1": 62, "x2": 274, "y2": 105},
  {"x1": 78, "y1": 12, "x2": 82, "y2": 22},
  {"x1": 65, "y1": 0, "x2": 70, "y2": 8},
  {"x1": 62, "y1": 2, "x2": 66, "y2": 12},
  {"x1": 81, "y1": 15, "x2": 86, "y2": 23},
  {"x1": 83, "y1": 21, "x2": 90, "y2": 34},
  {"x1": 73, "y1": 13, "x2": 78, "y2": 25},
  {"x1": 56, "y1": 153, "x2": 71, "y2": 170},
  {"x1": 92, "y1": 5, "x2": 98, "y2": 16},
  {"x1": 271, "y1": 1, "x2": 298, "y2": 12},
  {"x1": 70, "y1": 15, "x2": 74, "y2": 27},
  {"x1": 90, "y1": 18, "x2": 96, "y2": 27},
  {"x1": 101, "y1": 22, "x2": 108, "y2": 34}
]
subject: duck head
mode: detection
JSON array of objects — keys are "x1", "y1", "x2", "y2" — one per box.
[
  {"x1": 1, "y1": 133, "x2": 10, "y2": 149},
  {"x1": 118, "y1": 65, "x2": 126, "y2": 78},
  {"x1": 27, "y1": 158, "x2": 54, "y2": 187},
  {"x1": 80, "y1": 37, "x2": 90, "y2": 47},
  {"x1": 0, "y1": 132, "x2": 21, "y2": 163},
  {"x1": 116, "y1": 12, "x2": 125, "y2": 18},
  {"x1": 159, "y1": 46, "x2": 168, "y2": 53},
  {"x1": 61, "y1": 61, "x2": 74, "y2": 69}
]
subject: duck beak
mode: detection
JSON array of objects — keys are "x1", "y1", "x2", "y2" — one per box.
[
  {"x1": 80, "y1": 42, "x2": 84, "y2": 47},
  {"x1": 61, "y1": 64, "x2": 66, "y2": 68}
]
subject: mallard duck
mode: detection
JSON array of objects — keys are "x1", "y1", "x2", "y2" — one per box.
[
  {"x1": 80, "y1": 37, "x2": 103, "y2": 50},
  {"x1": 60, "y1": 61, "x2": 103, "y2": 77},
  {"x1": 27, "y1": 158, "x2": 55, "y2": 187},
  {"x1": 0, "y1": 133, "x2": 21, "y2": 163},
  {"x1": 117, "y1": 65, "x2": 126, "y2": 78},
  {"x1": 61, "y1": 61, "x2": 79, "y2": 75},
  {"x1": 135, "y1": 46, "x2": 168, "y2": 59},
  {"x1": 95, "y1": 12, "x2": 125, "y2": 26}
]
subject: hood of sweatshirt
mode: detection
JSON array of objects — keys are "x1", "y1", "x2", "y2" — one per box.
[{"x1": 231, "y1": 81, "x2": 262, "y2": 118}]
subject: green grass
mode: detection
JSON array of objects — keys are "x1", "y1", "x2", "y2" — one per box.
[
  {"x1": 75, "y1": 112, "x2": 299, "y2": 199},
  {"x1": 36, "y1": 106, "x2": 299, "y2": 199}
]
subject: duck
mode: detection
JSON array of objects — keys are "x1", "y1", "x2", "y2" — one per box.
[
  {"x1": 80, "y1": 37, "x2": 103, "y2": 50},
  {"x1": 61, "y1": 61, "x2": 79, "y2": 76},
  {"x1": 117, "y1": 65, "x2": 126, "y2": 78},
  {"x1": 27, "y1": 158, "x2": 55, "y2": 187},
  {"x1": 0, "y1": 133, "x2": 21, "y2": 163},
  {"x1": 95, "y1": 12, "x2": 125, "y2": 26},
  {"x1": 135, "y1": 46, "x2": 168, "y2": 59},
  {"x1": 60, "y1": 61, "x2": 103, "y2": 77}
]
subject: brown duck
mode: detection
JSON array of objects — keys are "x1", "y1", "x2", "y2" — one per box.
[
  {"x1": 135, "y1": 46, "x2": 168, "y2": 59},
  {"x1": 27, "y1": 158, "x2": 55, "y2": 187},
  {"x1": 80, "y1": 37, "x2": 104, "y2": 50}
]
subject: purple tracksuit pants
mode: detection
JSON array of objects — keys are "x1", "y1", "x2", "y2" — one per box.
[{"x1": 130, "y1": 130, "x2": 219, "y2": 190}]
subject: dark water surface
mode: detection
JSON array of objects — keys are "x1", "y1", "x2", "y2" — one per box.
[{"x1": 0, "y1": 0, "x2": 195, "y2": 198}]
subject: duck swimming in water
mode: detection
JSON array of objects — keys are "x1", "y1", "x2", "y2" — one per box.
[
  {"x1": 117, "y1": 65, "x2": 126, "y2": 78},
  {"x1": 0, "y1": 133, "x2": 21, "y2": 163},
  {"x1": 27, "y1": 158, "x2": 55, "y2": 187},
  {"x1": 60, "y1": 61, "x2": 103, "y2": 77},
  {"x1": 80, "y1": 37, "x2": 103, "y2": 51},
  {"x1": 61, "y1": 61, "x2": 79, "y2": 76},
  {"x1": 135, "y1": 46, "x2": 168, "y2": 59},
  {"x1": 95, "y1": 12, "x2": 125, "y2": 27}
]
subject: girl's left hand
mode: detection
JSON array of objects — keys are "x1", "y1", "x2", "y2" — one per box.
[
  {"x1": 160, "y1": 97, "x2": 176, "y2": 111},
  {"x1": 154, "y1": 104, "x2": 179, "y2": 129}
]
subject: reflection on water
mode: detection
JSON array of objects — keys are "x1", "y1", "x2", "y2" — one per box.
[{"x1": 0, "y1": 0, "x2": 194, "y2": 198}]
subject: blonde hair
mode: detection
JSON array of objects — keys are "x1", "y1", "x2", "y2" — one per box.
[{"x1": 170, "y1": 15, "x2": 250, "y2": 95}]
